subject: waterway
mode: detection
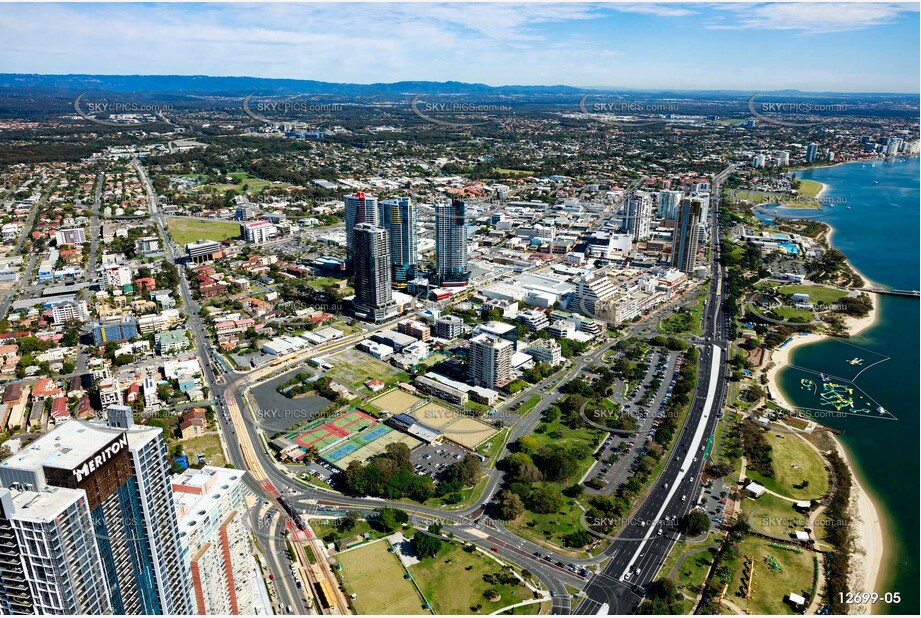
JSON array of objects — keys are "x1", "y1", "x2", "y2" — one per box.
[{"x1": 776, "y1": 156, "x2": 919, "y2": 613}]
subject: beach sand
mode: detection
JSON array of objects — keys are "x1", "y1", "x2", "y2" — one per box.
[
  {"x1": 762, "y1": 292, "x2": 884, "y2": 611},
  {"x1": 832, "y1": 436, "x2": 886, "y2": 615}
]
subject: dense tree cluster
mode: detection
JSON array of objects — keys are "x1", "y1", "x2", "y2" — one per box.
[
  {"x1": 342, "y1": 443, "x2": 435, "y2": 501},
  {"x1": 823, "y1": 449, "x2": 854, "y2": 614},
  {"x1": 739, "y1": 419, "x2": 774, "y2": 478},
  {"x1": 435, "y1": 454, "x2": 482, "y2": 497},
  {"x1": 377, "y1": 507, "x2": 409, "y2": 531},
  {"x1": 839, "y1": 293, "x2": 873, "y2": 317},
  {"x1": 411, "y1": 532, "x2": 443, "y2": 558},
  {"x1": 637, "y1": 578, "x2": 683, "y2": 614}
]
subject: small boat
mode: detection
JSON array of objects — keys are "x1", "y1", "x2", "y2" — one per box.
[
  {"x1": 847, "y1": 357, "x2": 864, "y2": 366},
  {"x1": 877, "y1": 406, "x2": 886, "y2": 414},
  {"x1": 874, "y1": 181, "x2": 879, "y2": 185},
  {"x1": 820, "y1": 373, "x2": 828, "y2": 381},
  {"x1": 846, "y1": 206, "x2": 851, "y2": 209}
]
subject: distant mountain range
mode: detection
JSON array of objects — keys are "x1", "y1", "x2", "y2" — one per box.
[
  {"x1": 0, "y1": 74, "x2": 587, "y2": 97},
  {"x1": 0, "y1": 74, "x2": 915, "y2": 100}
]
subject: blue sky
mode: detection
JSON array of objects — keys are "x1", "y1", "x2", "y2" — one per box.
[{"x1": 0, "y1": 2, "x2": 918, "y2": 92}]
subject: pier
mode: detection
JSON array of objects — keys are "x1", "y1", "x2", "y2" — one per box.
[{"x1": 856, "y1": 288, "x2": 920, "y2": 298}]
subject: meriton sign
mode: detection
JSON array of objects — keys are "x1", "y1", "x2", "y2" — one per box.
[{"x1": 73, "y1": 434, "x2": 128, "y2": 483}]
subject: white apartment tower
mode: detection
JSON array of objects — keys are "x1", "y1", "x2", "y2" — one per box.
[
  {"x1": 344, "y1": 192, "x2": 380, "y2": 254},
  {"x1": 435, "y1": 199, "x2": 470, "y2": 285},
  {"x1": 657, "y1": 190, "x2": 683, "y2": 220},
  {"x1": 468, "y1": 334, "x2": 513, "y2": 389},
  {"x1": 0, "y1": 486, "x2": 112, "y2": 614},
  {"x1": 172, "y1": 466, "x2": 255, "y2": 615},
  {"x1": 625, "y1": 191, "x2": 653, "y2": 241}
]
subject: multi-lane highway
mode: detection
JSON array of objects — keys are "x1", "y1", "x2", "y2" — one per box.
[{"x1": 578, "y1": 165, "x2": 736, "y2": 615}]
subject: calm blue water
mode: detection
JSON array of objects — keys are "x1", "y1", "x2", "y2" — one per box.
[{"x1": 778, "y1": 157, "x2": 920, "y2": 614}]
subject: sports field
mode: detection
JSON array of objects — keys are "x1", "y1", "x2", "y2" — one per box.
[
  {"x1": 322, "y1": 425, "x2": 422, "y2": 469},
  {"x1": 369, "y1": 389, "x2": 423, "y2": 415},
  {"x1": 166, "y1": 217, "x2": 241, "y2": 245},
  {"x1": 410, "y1": 403, "x2": 498, "y2": 450},
  {"x1": 336, "y1": 541, "x2": 426, "y2": 615},
  {"x1": 286, "y1": 410, "x2": 376, "y2": 451}
]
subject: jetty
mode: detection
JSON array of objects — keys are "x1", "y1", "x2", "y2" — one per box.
[{"x1": 856, "y1": 288, "x2": 920, "y2": 298}]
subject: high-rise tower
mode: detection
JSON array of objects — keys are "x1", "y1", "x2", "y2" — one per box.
[
  {"x1": 435, "y1": 199, "x2": 469, "y2": 285},
  {"x1": 379, "y1": 197, "x2": 417, "y2": 284},
  {"x1": 344, "y1": 192, "x2": 380, "y2": 254},
  {"x1": 0, "y1": 415, "x2": 192, "y2": 615},
  {"x1": 351, "y1": 223, "x2": 397, "y2": 322},
  {"x1": 671, "y1": 198, "x2": 702, "y2": 274}
]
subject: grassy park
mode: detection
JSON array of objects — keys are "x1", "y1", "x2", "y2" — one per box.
[
  {"x1": 202, "y1": 171, "x2": 288, "y2": 195},
  {"x1": 743, "y1": 493, "x2": 811, "y2": 539},
  {"x1": 503, "y1": 418, "x2": 602, "y2": 556},
  {"x1": 657, "y1": 540, "x2": 721, "y2": 614},
  {"x1": 659, "y1": 290, "x2": 706, "y2": 336},
  {"x1": 408, "y1": 542, "x2": 533, "y2": 614},
  {"x1": 747, "y1": 431, "x2": 829, "y2": 501},
  {"x1": 722, "y1": 536, "x2": 817, "y2": 615},
  {"x1": 796, "y1": 179, "x2": 824, "y2": 198},
  {"x1": 777, "y1": 285, "x2": 848, "y2": 305},
  {"x1": 770, "y1": 306, "x2": 815, "y2": 322}
]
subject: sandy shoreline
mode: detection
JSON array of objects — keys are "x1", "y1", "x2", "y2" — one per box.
[
  {"x1": 762, "y1": 294, "x2": 884, "y2": 612},
  {"x1": 832, "y1": 436, "x2": 887, "y2": 615}
]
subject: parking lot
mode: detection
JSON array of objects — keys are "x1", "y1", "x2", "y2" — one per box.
[
  {"x1": 586, "y1": 350, "x2": 681, "y2": 491},
  {"x1": 302, "y1": 460, "x2": 336, "y2": 484},
  {"x1": 700, "y1": 478, "x2": 728, "y2": 529},
  {"x1": 409, "y1": 442, "x2": 470, "y2": 481}
]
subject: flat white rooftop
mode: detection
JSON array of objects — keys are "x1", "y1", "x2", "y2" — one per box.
[
  {"x1": 5, "y1": 485, "x2": 85, "y2": 521},
  {"x1": 1, "y1": 422, "x2": 122, "y2": 473}
]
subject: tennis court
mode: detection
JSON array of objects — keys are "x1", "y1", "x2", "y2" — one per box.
[
  {"x1": 323, "y1": 424, "x2": 422, "y2": 469},
  {"x1": 287, "y1": 410, "x2": 376, "y2": 450}
]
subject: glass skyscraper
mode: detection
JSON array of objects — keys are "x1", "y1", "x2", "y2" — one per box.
[
  {"x1": 379, "y1": 197, "x2": 417, "y2": 284},
  {"x1": 435, "y1": 199, "x2": 470, "y2": 285}
]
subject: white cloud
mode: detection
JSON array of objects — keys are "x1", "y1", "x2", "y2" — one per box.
[
  {"x1": 708, "y1": 2, "x2": 919, "y2": 34},
  {"x1": 612, "y1": 3, "x2": 697, "y2": 17}
]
